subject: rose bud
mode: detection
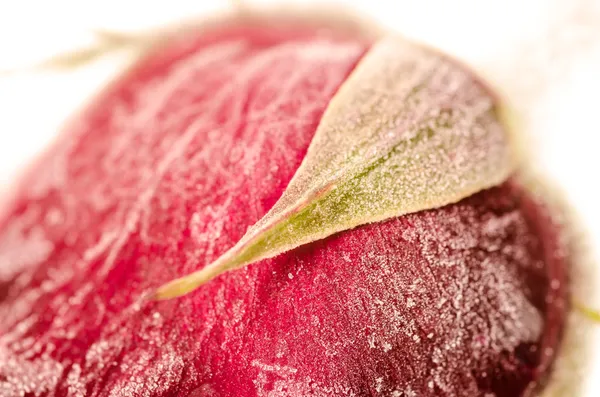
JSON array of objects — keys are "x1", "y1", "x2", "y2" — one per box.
[{"x1": 0, "y1": 9, "x2": 588, "y2": 397}]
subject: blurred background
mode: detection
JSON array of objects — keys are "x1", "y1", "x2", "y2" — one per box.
[{"x1": 1, "y1": 0, "x2": 599, "y2": 394}]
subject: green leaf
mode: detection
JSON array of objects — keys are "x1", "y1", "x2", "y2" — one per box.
[
  {"x1": 154, "y1": 35, "x2": 515, "y2": 300},
  {"x1": 574, "y1": 300, "x2": 600, "y2": 324},
  {"x1": 0, "y1": 30, "x2": 151, "y2": 75}
]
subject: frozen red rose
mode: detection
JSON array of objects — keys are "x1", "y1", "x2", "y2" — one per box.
[{"x1": 0, "y1": 15, "x2": 567, "y2": 397}]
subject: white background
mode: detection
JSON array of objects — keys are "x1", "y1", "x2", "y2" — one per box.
[{"x1": 1, "y1": 0, "x2": 599, "y2": 394}]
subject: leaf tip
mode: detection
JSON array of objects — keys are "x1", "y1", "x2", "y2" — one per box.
[
  {"x1": 573, "y1": 300, "x2": 600, "y2": 324},
  {"x1": 153, "y1": 264, "x2": 226, "y2": 300},
  {"x1": 153, "y1": 277, "x2": 198, "y2": 301}
]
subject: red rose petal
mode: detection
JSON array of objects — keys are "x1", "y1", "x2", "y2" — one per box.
[{"x1": 0, "y1": 20, "x2": 567, "y2": 397}]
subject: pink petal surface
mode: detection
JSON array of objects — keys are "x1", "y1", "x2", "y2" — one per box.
[{"x1": 0, "y1": 21, "x2": 567, "y2": 396}]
